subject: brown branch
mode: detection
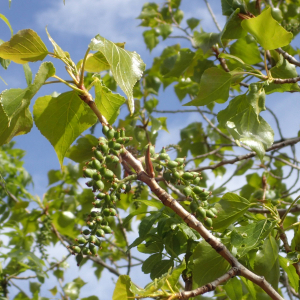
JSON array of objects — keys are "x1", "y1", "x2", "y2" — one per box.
[
  {"x1": 120, "y1": 148, "x2": 284, "y2": 300},
  {"x1": 249, "y1": 204, "x2": 300, "y2": 217},
  {"x1": 177, "y1": 267, "x2": 238, "y2": 299},
  {"x1": 272, "y1": 76, "x2": 300, "y2": 84},
  {"x1": 276, "y1": 48, "x2": 300, "y2": 67},
  {"x1": 190, "y1": 136, "x2": 300, "y2": 172}
]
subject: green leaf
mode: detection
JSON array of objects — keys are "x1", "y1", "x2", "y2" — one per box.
[
  {"x1": 45, "y1": 28, "x2": 67, "y2": 60},
  {"x1": 221, "y1": 0, "x2": 247, "y2": 16},
  {"x1": 186, "y1": 18, "x2": 200, "y2": 30},
  {"x1": 84, "y1": 52, "x2": 109, "y2": 73},
  {"x1": 227, "y1": 106, "x2": 274, "y2": 159},
  {"x1": 221, "y1": 9, "x2": 247, "y2": 40},
  {"x1": 23, "y1": 63, "x2": 32, "y2": 86},
  {"x1": 230, "y1": 36, "x2": 262, "y2": 65},
  {"x1": 47, "y1": 169, "x2": 63, "y2": 185},
  {"x1": 143, "y1": 29, "x2": 159, "y2": 51},
  {"x1": 63, "y1": 282, "x2": 80, "y2": 300},
  {"x1": 66, "y1": 134, "x2": 98, "y2": 163},
  {"x1": 93, "y1": 76, "x2": 126, "y2": 124},
  {"x1": 241, "y1": 8, "x2": 293, "y2": 50},
  {"x1": 150, "y1": 260, "x2": 173, "y2": 280},
  {"x1": 157, "y1": 24, "x2": 173, "y2": 40},
  {"x1": 224, "y1": 277, "x2": 243, "y2": 300},
  {"x1": 279, "y1": 256, "x2": 299, "y2": 293},
  {"x1": 240, "y1": 277, "x2": 256, "y2": 299},
  {"x1": 164, "y1": 48, "x2": 194, "y2": 78},
  {"x1": 82, "y1": 297, "x2": 99, "y2": 300},
  {"x1": 213, "y1": 192, "x2": 251, "y2": 230},
  {"x1": 265, "y1": 54, "x2": 300, "y2": 94},
  {"x1": 184, "y1": 68, "x2": 231, "y2": 106},
  {"x1": 193, "y1": 240, "x2": 230, "y2": 286},
  {"x1": 0, "y1": 14, "x2": 13, "y2": 36},
  {"x1": 0, "y1": 29, "x2": 48, "y2": 64},
  {"x1": 89, "y1": 35, "x2": 145, "y2": 114},
  {"x1": 112, "y1": 275, "x2": 134, "y2": 300},
  {"x1": 253, "y1": 236, "x2": 279, "y2": 290},
  {"x1": 231, "y1": 219, "x2": 276, "y2": 257},
  {"x1": 33, "y1": 91, "x2": 97, "y2": 167},
  {"x1": 142, "y1": 253, "x2": 162, "y2": 274},
  {"x1": 29, "y1": 282, "x2": 41, "y2": 294},
  {"x1": 192, "y1": 31, "x2": 220, "y2": 54},
  {"x1": 48, "y1": 286, "x2": 57, "y2": 296}
]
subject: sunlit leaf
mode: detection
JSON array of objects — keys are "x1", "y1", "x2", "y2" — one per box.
[
  {"x1": 84, "y1": 52, "x2": 109, "y2": 73},
  {"x1": 0, "y1": 29, "x2": 48, "y2": 64},
  {"x1": 0, "y1": 14, "x2": 13, "y2": 36},
  {"x1": 192, "y1": 31, "x2": 220, "y2": 54},
  {"x1": 33, "y1": 91, "x2": 97, "y2": 167},
  {"x1": 241, "y1": 7, "x2": 293, "y2": 50},
  {"x1": 89, "y1": 35, "x2": 145, "y2": 114},
  {"x1": 279, "y1": 256, "x2": 299, "y2": 293},
  {"x1": 112, "y1": 275, "x2": 134, "y2": 300}
]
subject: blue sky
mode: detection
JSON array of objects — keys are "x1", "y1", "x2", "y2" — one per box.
[{"x1": 1, "y1": 1, "x2": 300, "y2": 298}]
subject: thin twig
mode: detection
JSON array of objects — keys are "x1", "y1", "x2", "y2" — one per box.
[
  {"x1": 203, "y1": 0, "x2": 222, "y2": 32},
  {"x1": 276, "y1": 48, "x2": 300, "y2": 67}
]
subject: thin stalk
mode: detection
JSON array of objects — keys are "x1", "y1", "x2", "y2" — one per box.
[
  {"x1": 51, "y1": 75, "x2": 84, "y2": 94},
  {"x1": 79, "y1": 47, "x2": 90, "y2": 87},
  {"x1": 280, "y1": 195, "x2": 300, "y2": 225}
]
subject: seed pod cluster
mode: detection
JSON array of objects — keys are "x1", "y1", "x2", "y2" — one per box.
[
  {"x1": 71, "y1": 126, "x2": 133, "y2": 265},
  {"x1": 153, "y1": 147, "x2": 216, "y2": 229}
]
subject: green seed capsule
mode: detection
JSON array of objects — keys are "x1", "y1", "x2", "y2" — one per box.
[
  {"x1": 92, "y1": 158, "x2": 102, "y2": 170},
  {"x1": 83, "y1": 168, "x2": 96, "y2": 178},
  {"x1": 76, "y1": 253, "x2": 83, "y2": 266},
  {"x1": 89, "y1": 235, "x2": 97, "y2": 243},
  {"x1": 96, "y1": 229, "x2": 105, "y2": 237},
  {"x1": 94, "y1": 150, "x2": 104, "y2": 162},
  {"x1": 204, "y1": 217, "x2": 213, "y2": 229},
  {"x1": 202, "y1": 201, "x2": 208, "y2": 208},
  {"x1": 93, "y1": 200, "x2": 102, "y2": 208},
  {"x1": 167, "y1": 161, "x2": 178, "y2": 169},
  {"x1": 72, "y1": 246, "x2": 82, "y2": 253},
  {"x1": 120, "y1": 128, "x2": 126, "y2": 137},
  {"x1": 196, "y1": 207, "x2": 206, "y2": 219},
  {"x1": 109, "y1": 208, "x2": 117, "y2": 216},
  {"x1": 96, "y1": 193, "x2": 106, "y2": 199},
  {"x1": 87, "y1": 221, "x2": 95, "y2": 230},
  {"x1": 206, "y1": 209, "x2": 216, "y2": 218},
  {"x1": 116, "y1": 138, "x2": 125, "y2": 144},
  {"x1": 182, "y1": 172, "x2": 195, "y2": 180},
  {"x1": 101, "y1": 219, "x2": 108, "y2": 226},
  {"x1": 161, "y1": 147, "x2": 166, "y2": 153},
  {"x1": 99, "y1": 166, "x2": 107, "y2": 176},
  {"x1": 82, "y1": 247, "x2": 90, "y2": 255},
  {"x1": 175, "y1": 157, "x2": 185, "y2": 166},
  {"x1": 123, "y1": 137, "x2": 132, "y2": 144},
  {"x1": 155, "y1": 165, "x2": 163, "y2": 172},
  {"x1": 198, "y1": 190, "x2": 211, "y2": 200},
  {"x1": 82, "y1": 229, "x2": 90, "y2": 235},
  {"x1": 111, "y1": 182, "x2": 118, "y2": 189},
  {"x1": 99, "y1": 143, "x2": 109, "y2": 154},
  {"x1": 101, "y1": 225, "x2": 113, "y2": 234},
  {"x1": 193, "y1": 177, "x2": 201, "y2": 185},
  {"x1": 102, "y1": 125, "x2": 109, "y2": 135},
  {"x1": 95, "y1": 216, "x2": 103, "y2": 224},
  {"x1": 125, "y1": 183, "x2": 131, "y2": 193},
  {"x1": 92, "y1": 172, "x2": 102, "y2": 181},
  {"x1": 103, "y1": 169, "x2": 114, "y2": 180},
  {"x1": 183, "y1": 187, "x2": 192, "y2": 197},
  {"x1": 193, "y1": 186, "x2": 203, "y2": 195},
  {"x1": 159, "y1": 153, "x2": 170, "y2": 161},
  {"x1": 94, "y1": 238, "x2": 101, "y2": 247},
  {"x1": 109, "y1": 149, "x2": 119, "y2": 156},
  {"x1": 89, "y1": 244, "x2": 97, "y2": 255},
  {"x1": 189, "y1": 201, "x2": 198, "y2": 213},
  {"x1": 172, "y1": 171, "x2": 181, "y2": 179},
  {"x1": 90, "y1": 211, "x2": 98, "y2": 218},
  {"x1": 98, "y1": 137, "x2": 107, "y2": 144},
  {"x1": 107, "y1": 129, "x2": 115, "y2": 140},
  {"x1": 113, "y1": 143, "x2": 122, "y2": 151},
  {"x1": 94, "y1": 180, "x2": 104, "y2": 191},
  {"x1": 103, "y1": 208, "x2": 111, "y2": 216},
  {"x1": 111, "y1": 195, "x2": 118, "y2": 202},
  {"x1": 85, "y1": 180, "x2": 94, "y2": 188},
  {"x1": 210, "y1": 207, "x2": 218, "y2": 215},
  {"x1": 114, "y1": 130, "x2": 120, "y2": 139},
  {"x1": 76, "y1": 237, "x2": 87, "y2": 244},
  {"x1": 108, "y1": 140, "x2": 116, "y2": 149}
]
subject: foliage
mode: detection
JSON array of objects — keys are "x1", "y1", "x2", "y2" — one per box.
[{"x1": 0, "y1": 0, "x2": 300, "y2": 300}]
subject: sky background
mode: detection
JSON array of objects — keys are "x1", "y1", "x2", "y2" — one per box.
[{"x1": 1, "y1": 0, "x2": 300, "y2": 299}]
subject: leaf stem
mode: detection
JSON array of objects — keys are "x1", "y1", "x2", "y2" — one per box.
[
  {"x1": 280, "y1": 195, "x2": 300, "y2": 226},
  {"x1": 79, "y1": 47, "x2": 90, "y2": 87},
  {"x1": 51, "y1": 75, "x2": 85, "y2": 94}
]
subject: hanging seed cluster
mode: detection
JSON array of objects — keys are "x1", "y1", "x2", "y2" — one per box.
[
  {"x1": 70, "y1": 126, "x2": 133, "y2": 265},
  {"x1": 152, "y1": 147, "x2": 218, "y2": 229}
]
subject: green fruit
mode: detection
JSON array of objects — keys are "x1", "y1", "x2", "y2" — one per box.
[
  {"x1": 175, "y1": 157, "x2": 185, "y2": 166},
  {"x1": 90, "y1": 211, "x2": 98, "y2": 218},
  {"x1": 94, "y1": 150, "x2": 104, "y2": 162},
  {"x1": 120, "y1": 128, "x2": 126, "y2": 137},
  {"x1": 109, "y1": 208, "x2": 117, "y2": 216},
  {"x1": 102, "y1": 125, "x2": 109, "y2": 135},
  {"x1": 204, "y1": 217, "x2": 213, "y2": 229},
  {"x1": 114, "y1": 130, "x2": 120, "y2": 139},
  {"x1": 92, "y1": 172, "x2": 102, "y2": 181},
  {"x1": 163, "y1": 170, "x2": 172, "y2": 181},
  {"x1": 99, "y1": 143, "x2": 109, "y2": 154},
  {"x1": 167, "y1": 161, "x2": 178, "y2": 169},
  {"x1": 108, "y1": 140, "x2": 116, "y2": 149},
  {"x1": 103, "y1": 169, "x2": 114, "y2": 180},
  {"x1": 103, "y1": 208, "x2": 111, "y2": 216},
  {"x1": 82, "y1": 229, "x2": 90, "y2": 235},
  {"x1": 198, "y1": 190, "x2": 211, "y2": 200},
  {"x1": 159, "y1": 153, "x2": 170, "y2": 160},
  {"x1": 113, "y1": 143, "x2": 122, "y2": 151},
  {"x1": 72, "y1": 246, "x2": 81, "y2": 253},
  {"x1": 104, "y1": 194, "x2": 111, "y2": 203},
  {"x1": 193, "y1": 186, "x2": 203, "y2": 195},
  {"x1": 111, "y1": 195, "x2": 118, "y2": 203},
  {"x1": 206, "y1": 209, "x2": 216, "y2": 218},
  {"x1": 89, "y1": 244, "x2": 97, "y2": 255},
  {"x1": 93, "y1": 200, "x2": 102, "y2": 208},
  {"x1": 101, "y1": 225, "x2": 113, "y2": 234},
  {"x1": 92, "y1": 158, "x2": 102, "y2": 170},
  {"x1": 96, "y1": 193, "x2": 106, "y2": 199},
  {"x1": 193, "y1": 177, "x2": 201, "y2": 185},
  {"x1": 155, "y1": 165, "x2": 163, "y2": 172},
  {"x1": 94, "y1": 238, "x2": 101, "y2": 247},
  {"x1": 83, "y1": 168, "x2": 96, "y2": 178},
  {"x1": 210, "y1": 207, "x2": 218, "y2": 215},
  {"x1": 196, "y1": 207, "x2": 206, "y2": 219},
  {"x1": 94, "y1": 180, "x2": 104, "y2": 191},
  {"x1": 89, "y1": 235, "x2": 97, "y2": 243},
  {"x1": 107, "y1": 129, "x2": 115, "y2": 140},
  {"x1": 96, "y1": 229, "x2": 105, "y2": 237},
  {"x1": 189, "y1": 201, "x2": 198, "y2": 213},
  {"x1": 172, "y1": 171, "x2": 180, "y2": 179},
  {"x1": 134, "y1": 128, "x2": 146, "y2": 142},
  {"x1": 87, "y1": 221, "x2": 95, "y2": 229},
  {"x1": 202, "y1": 201, "x2": 208, "y2": 208},
  {"x1": 182, "y1": 172, "x2": 194, "y2": 180},
  {"x1": 161, "y1": 147, "x2": 166, "y2": 153},
  {"x1": 85, "y1": 180, "x2": 94, "y2": 188},
  {"x1": 76, "y1": 237, "x2": 87, "y2": 244},
  {"x1": 125, "y1": 183, "x2": 131, "y2": 193},
  {"x1": 82, "y1": 247, "x2": 90, "y2": 255},
  {"x1": 183, "y1": 187, "x2": 192, "y2": 197}
]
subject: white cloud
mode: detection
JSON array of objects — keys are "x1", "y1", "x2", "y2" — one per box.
[{"x1": 35, "y1": 0, "x2": 150, "y2": 48}]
